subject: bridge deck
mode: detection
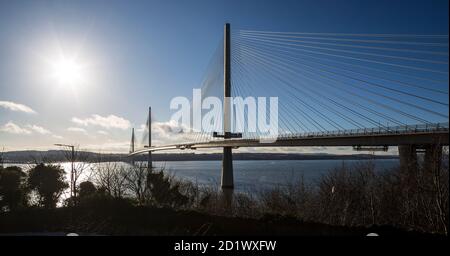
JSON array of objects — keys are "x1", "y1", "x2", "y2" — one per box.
[{"x1": 129, "y1": 123, "x2": 449, "y2": 156}]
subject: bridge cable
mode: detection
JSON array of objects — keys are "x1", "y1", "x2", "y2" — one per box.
[
  {"x1": 231, "y1": 51, "x2": 308, "y2": 135},
  {"x1": 233, "y1": 41, "x2": 370, "y2": 130},
  {"x1": 236, "y1": 47, "x2": 392, "y2": 130},
  {"x1": 234, "y1": 34, "x2": 449, "y2": 95},
  {"x1": 239, "y1": 34, "x2": 449, "y2": 65},
  {"x1": 236, "y1": 36, "x2": 448, "y2": 75},
  {"x1": 234, "y1": 45, "x2": 407, "y2": 128},
  {"x1": 233, "y1": 58, "x2": 313, "y2": 135},
  {"x1": 237, "y1": 38, "x2": 448, "y2": 106},
  {"x1": 235, "y1": 42, "x2": 434, "y2": 125},
  {"x1": 239, "y1": 31, "x2": 449, "y2": 45},
  {"x1": 232, "y1": 43, "x2": 356, "y2": 131},
  {"x1": 237, "y1": 32, "x2": 449, "y2": 57},
  {"x1": 235, "y1": 39, "x2": 448, "y2": 119}
]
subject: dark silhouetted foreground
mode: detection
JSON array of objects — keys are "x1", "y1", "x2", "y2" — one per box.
[{"x1": 0, "y1": 149, "x2": 448, "y2": 236}]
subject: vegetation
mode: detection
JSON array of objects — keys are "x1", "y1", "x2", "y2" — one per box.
[
  {"x1": 0, "y1": 166, "x2": 27, "y2": 211},
  {"x1": 0, "y1": 149, "x2": 448, "y2": 235},
  {"x1": 27, "y1": 164, "x2": 69, "y2": 209}
]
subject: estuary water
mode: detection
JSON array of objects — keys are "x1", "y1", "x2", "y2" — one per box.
[
  {"x1": 152, "y1": 159, "x2": 399, "y2": 190},
  {"x1": 7, "y1": 159, "x2": 399, "y2": 193}
]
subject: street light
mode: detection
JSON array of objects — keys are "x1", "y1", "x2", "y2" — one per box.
[{"x1": 54, "y1": 144, "x2": 76, "y2": 201}]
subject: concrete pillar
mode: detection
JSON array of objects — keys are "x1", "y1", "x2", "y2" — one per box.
[
  {"x1": 423, "y1": 144, "x2": 442, "y2": 174},
  {"x1": 221, "y1": 23, "x2": 234, "y2": 191},
  {"x1": 221, "y1": 147, "x2": 234, "y2": 189},
  {"x1": 221, "y1": 23, "x2": 234, "y2": 211},
  {"x1": 221, "y1": 146, "x2": 234, "y2": 209},
  {"x1": 398, "y1": 145, "x2": 417, "y2": 172}
]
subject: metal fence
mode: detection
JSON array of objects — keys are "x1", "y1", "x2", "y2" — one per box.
[{"x1": 274, "y1": 122, "x2": 449, "y2": 140}]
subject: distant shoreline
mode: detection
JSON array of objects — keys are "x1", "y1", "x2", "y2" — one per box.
[{"x1": 2, "y1": 150, "x2": 398, "y2": 164}]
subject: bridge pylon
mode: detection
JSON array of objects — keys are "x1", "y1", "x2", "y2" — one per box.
[
  {"x1": 221, "y1": 23, "x2": 234, "y2": 204},
  {"x1": 148, "y1": 106, "x2": 152, "y2": 169},
  {"x1": 130, "y1": 127, "x2": 135, "y2": 165}
]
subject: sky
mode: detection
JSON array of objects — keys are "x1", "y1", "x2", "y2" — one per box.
[{"x1": 0, "y1": 0, "x2": 448, "y2": 153}]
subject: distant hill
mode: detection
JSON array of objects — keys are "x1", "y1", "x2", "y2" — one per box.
[{"x1": 1, "y1": 150, "x2": 398, "y2": 164}]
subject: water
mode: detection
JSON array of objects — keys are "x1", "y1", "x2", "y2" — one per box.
[
  {"x1": 155, "y1": 159, "x2": 399, "y2": 191},
  {"x1": 5, "y1": 159, "x2": 399, "y2": 194}
]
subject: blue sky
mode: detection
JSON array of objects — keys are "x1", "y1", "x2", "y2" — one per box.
[{"x1": 0, "y1": 0, "x2": 448, "y2": 152}]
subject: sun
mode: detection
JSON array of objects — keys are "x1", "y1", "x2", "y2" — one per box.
[{"x1": 50, "y1": 56, "x2": 84, "y2": 86}]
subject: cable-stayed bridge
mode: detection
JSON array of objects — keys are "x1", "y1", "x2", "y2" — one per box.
[{"x1": 129, "y1": 24, "x2": 449, "y2": 191}]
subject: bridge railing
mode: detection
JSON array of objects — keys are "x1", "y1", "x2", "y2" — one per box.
[
  {"x1": 132, "y1": 122, "x2": 448, "y2": 151},
  {"x1": 275, "y1": 122, "x2": 449, "y2": 140}
]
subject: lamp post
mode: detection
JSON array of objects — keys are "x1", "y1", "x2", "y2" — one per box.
[{"x1": 54, "y1": 144, "x2": 76, "y2": 200}]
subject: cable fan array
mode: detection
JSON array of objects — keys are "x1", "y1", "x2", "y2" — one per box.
[
  {"x1": 229, "y1": 30, "x2": 448, "y2": 139},
  {"x1": 138, "y1": 30, "x2": 449, "y2": 147}
]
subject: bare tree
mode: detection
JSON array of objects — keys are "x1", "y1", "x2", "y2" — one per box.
[
  {"x1": 58, "y1": 146, "x2": 91, "y2": 200},
  {"x1": 91, "y1": 161, "x2": 129, "y2": 199},
  {"x1": 124, "y1": 162, "x2": 149, "y2": 205}
]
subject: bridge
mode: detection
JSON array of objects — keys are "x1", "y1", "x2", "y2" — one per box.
[{"x1": 129, "y1": 24, "x2": 449, "y2": 192}]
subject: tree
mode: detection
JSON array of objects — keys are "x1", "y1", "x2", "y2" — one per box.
[
  {"x1": 146, "y1": 169, "x2": 188, "y2": 207},
  {"x1": 56, "y1": 145, "x2": 91, "y2": 200},
  {"x1": 27, "y1": 163, "x2": 69, "y2": 209},
  {"x1": 79, "y1": 181, "x2": 97, "y2": 198},
  {"x1": 124, "y1": 163, "x2": 148, "y2": 205},
  {"x1": 92, "y1": 162, "x2": 128, "y2": 199},
  {"x1": 0, "y1": 166, "x2": 26, "y2": 211}
]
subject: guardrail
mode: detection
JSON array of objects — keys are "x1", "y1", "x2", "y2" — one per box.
[
  {"x1": 273, "y1": 122, "x2": 449, "y2": 140},
  {"x1": 131, "y1": 122, "x2": 449, "y2": 153}
]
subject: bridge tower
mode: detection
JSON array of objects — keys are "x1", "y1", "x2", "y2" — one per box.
[
  {"x1": 148, "y1": 106, "x2": 152, "y2": 169},
  {"x1": 130, "y1": 127, "x2": 135, "y2": 165},
  {"x1": 221, "y1": 23, "x2": 234, "y2": 192},
  {"x1": 130, "y1": 128, "x2": 135, "y2": 153}
]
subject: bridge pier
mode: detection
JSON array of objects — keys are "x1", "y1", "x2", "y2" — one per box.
[
  {"x1": 398, "y1": 144, "x2": 443, "y2": 173},
  {"x1": 423, "y1": 144, "x2": 442, "y2": 174},
  {"x1": 221, "y1": 146, "x2": 234, "y2": 208},
  {"x1": 221, "y1": 146, "x2": 234, "y2": 189},
  {"x1": 398, "y1": 145, "x2": 418, "y2": 172}
]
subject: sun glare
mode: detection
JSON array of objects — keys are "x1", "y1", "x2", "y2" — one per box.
[{"x1": 50, "y1": 57, "x2": 84, "y2": 85}]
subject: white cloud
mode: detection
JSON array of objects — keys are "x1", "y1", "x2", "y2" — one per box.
[
  {"x1": 0, "y1": 122, "x2": 58, "y2": 137},
  {"x1": 72, "y1": 114, "x2": 130, "y2": 130},
  {"x1": 67, "y1": 127, "x2": 88, "y2": 134},
  {"x1": 136, "y1": 124, "x2": 147, "y2": 132},
  {"x1": 135, "y1": 120, "x2": 193, "y2": 146},
  {"x1": 153, "y1": 120, "x2": 187, "y2": 137},
  {"x1": 0, "y1": 101, "x2": 36, "y2": 114},
  {"x1": 52, "y1": 135, "x2": 64, "y2": 139},
  {"x1": 97, "y1": 130, "x2": 108, "y2": 135},
  {"x1": 0, "y1": 121, "x2": 32, "y2": 134},
  {"x1": 27, "y1": 125, "x2": 51, "y2": 135}
]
